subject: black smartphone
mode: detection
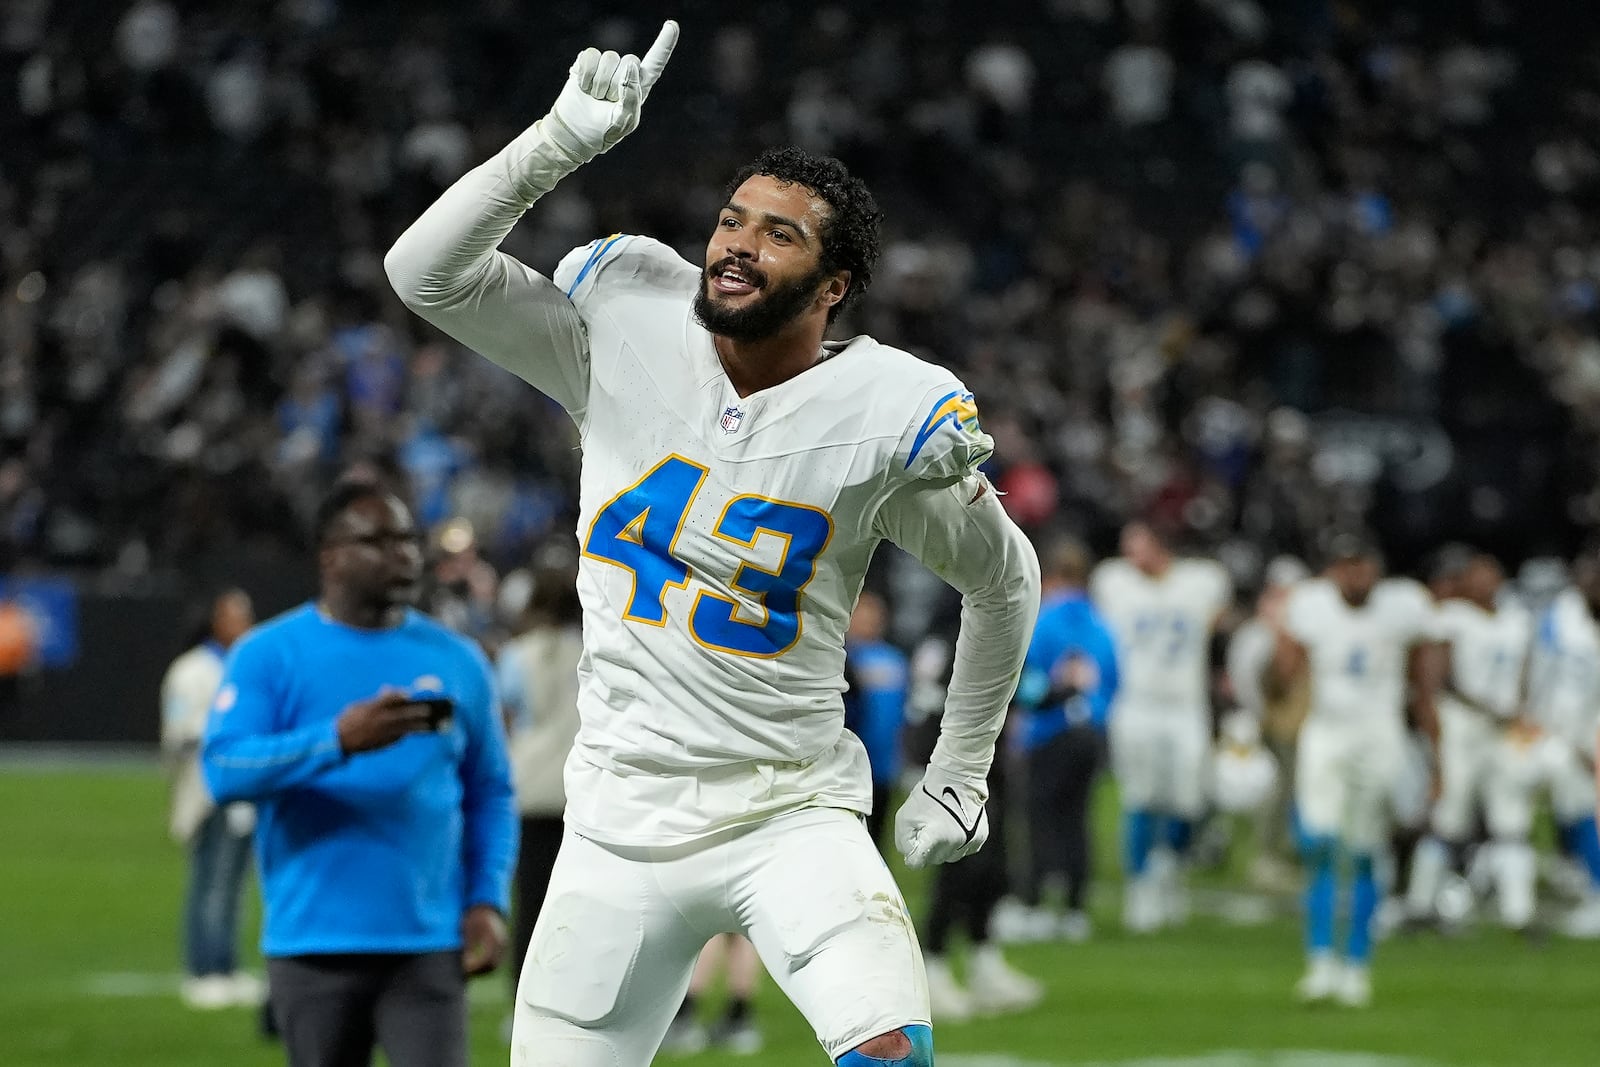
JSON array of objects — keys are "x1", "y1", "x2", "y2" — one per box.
[{"x1": 406, "y1": 696, "x2": 455, "y2": 731}]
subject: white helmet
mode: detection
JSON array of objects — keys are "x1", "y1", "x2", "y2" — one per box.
[{"x1": 1211, "y1": 711, "x2": 1279, "y2": 814}]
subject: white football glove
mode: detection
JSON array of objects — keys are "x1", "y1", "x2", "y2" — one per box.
[
  {"x1": 542, "y1": 20, "x2": 679, "y2": 166},
  {"x1": 894, "y1": 764, "x2": 990, "y2": 868}
]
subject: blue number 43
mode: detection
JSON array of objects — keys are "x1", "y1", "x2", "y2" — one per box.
[{"x1": 582, "y1": 454, "x2": 833, "y2": 658}]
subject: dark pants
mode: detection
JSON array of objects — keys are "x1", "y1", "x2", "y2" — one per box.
[
  {"x1": 865, "y1": 781, "x2": 892, "y2": 852},
  {"x1": 184, "y1": 806, "x2": 253, "y2": 976},
  {"x1": 511, "y1": 814, "x2": 565, "y2": 999},
  {"x1": 267, "y1": 952, "x2": 466, "y2": 1067},
  {"x1": 1024, "y1": 725, "x2": 1101, "y2": 911},
  {"x1": 925, "y1": 767, "x2": 1009, "y2": 954}
]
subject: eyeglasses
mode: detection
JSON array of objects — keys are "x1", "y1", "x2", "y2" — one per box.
[{"x1": 323, "y1": 531, "x2": 421, "y2": 550}]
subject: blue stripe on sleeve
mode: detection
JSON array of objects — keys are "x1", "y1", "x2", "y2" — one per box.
[
  {"x1": 564, "y1": 233, "x2": 626, "y2": 298},
  {"x1": 903, "y1": 388, "x2": 962, "y2": 470}
]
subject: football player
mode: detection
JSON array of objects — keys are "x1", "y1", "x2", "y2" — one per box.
[
  {"x1": 386, "y1": 23, "x2": 1039, "y2": 1067},
  {"x1": 1271, "y1": 533, "x2": 1441, "y2": 1007},
  {"x1": 1090, "y1": 521, "x2": 1231, "y2": 931}
]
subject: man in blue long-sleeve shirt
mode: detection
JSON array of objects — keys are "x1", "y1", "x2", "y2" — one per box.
[
  {"x1": 203, "y1": 479, "x2": 517, "y2": 1067},
  {"x1": 1012, "y1": 537, "x2": 1119, "y2": 942}
]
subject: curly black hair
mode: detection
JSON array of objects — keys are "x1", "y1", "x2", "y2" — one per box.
[{"x1": 725, "y1": 147, "x2": 883, "y2": 323}]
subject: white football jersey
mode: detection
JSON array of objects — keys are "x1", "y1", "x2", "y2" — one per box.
[
  {"x1": 537, "y1": 236, "x2": 997, "y2": 843},
  {"x1": 1285, "y1": 577, "x2": 1438, "y2": 724},
  {"x1": 162, "y1": 644, "x2": 225, "y2": 750},
  {"x1": 1434, "y1": 598, "x2": 1531, "y2": 721},
  {"x1": 1090, "y1": 557, "x2": 1231, "y2": 713},
  {"x1": 1527, "y1": 588, "x2": 1600, "y2": 749},
  {"x1": 160, "y1": 643, "x2": 226, "y2": 842},
  {"x1": 389, "y1": 140, "x2": 1039, "y2": 849}
]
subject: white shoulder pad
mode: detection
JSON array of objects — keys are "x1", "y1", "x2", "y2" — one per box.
[
  {"x1": 552, "y1": 234, "x2": 697, "y2": 310},
  {"x1": 1284, "y1": 578, "x2": 1333, "y2": 642},
  {"x1": 1089, "y1": 559, "x2": 1130, "y2": 604},
  {"x1": 1183, "y1": 558, "x2": 1233, "y2": 606},
  {"x1": 1377, "y1": 578, "x2": 1442, "y2": 639},
  {"x1": 894, "y1": 377, "x2": 995, "y2": 488}
]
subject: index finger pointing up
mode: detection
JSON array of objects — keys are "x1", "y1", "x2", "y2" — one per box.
[{"x1": 640, "y1": 20, "x2": 679, "y2": 93}]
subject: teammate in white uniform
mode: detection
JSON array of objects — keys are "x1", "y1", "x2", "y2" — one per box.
[
  {"x1": 1404, "y1": 553, "x2": 1538, "y2": 929},
  {"x1": 1272, "y1": 534, "x2": 1441, "y2": 1007},
  {"x1": 1090, "y1": 522, "x2": 1231, "y2": 931},
  {"x1": 1525, "y1": 555, "x2": 1600, "y2": 936},
  {"x1": 384, "y1": 23, "x2": 1040, "y2": 1067}
]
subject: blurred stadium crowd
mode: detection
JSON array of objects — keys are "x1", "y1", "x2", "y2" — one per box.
[{"x1": 4, "y1": 0, "x2": 1600, "y2": 586}]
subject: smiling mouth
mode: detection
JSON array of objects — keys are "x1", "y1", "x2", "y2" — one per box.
[{"x1": 708, "y1": 261, "x2": 763, "y2": 296}]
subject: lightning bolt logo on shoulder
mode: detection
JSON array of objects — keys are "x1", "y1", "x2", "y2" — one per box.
[{"x1": 904, "y1": 388, "x2": 982, "y2": 469}]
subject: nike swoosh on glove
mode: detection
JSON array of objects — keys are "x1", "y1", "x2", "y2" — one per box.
[
  {"x1": 543, "y1": 20, "x2": 679, "y2": 165},
  {"x1": 894, "y1": 764, "x2": 990, "y2": 868}
]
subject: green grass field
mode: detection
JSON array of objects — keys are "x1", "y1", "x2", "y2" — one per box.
[{"x1": 3, "y1": 765, "x2": 1598, "y2": 1067}]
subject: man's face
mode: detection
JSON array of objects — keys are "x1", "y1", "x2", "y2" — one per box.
[
  {"x1": 694, "y1": 174, "x2": 844, "y2": 342},
  {"x1": 212, "y1": 591, "x2": 255, "y2": 647},
  {"x1": 1462, "y1": 556, "x2": 1503, "y2": 605},
  {"x1": 322, "y1": 495, "x2": 423, "y2": 608},
  {"x1": 848, "y1": 592, "x2": 887, "y2": 642},
  {"x1": 1121, "y1": 523, "x2": 1166, "y2": 574},
  {"x1": 1330, "y1": 555, "x2": 1380, "y2": 605}
]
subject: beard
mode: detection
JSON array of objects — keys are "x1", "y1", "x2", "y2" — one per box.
[{"x1": 693, "y1": 259, "x2": 831, "y2": 342}]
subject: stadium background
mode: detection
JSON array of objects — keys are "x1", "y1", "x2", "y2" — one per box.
[{"x1": 3, "y1": 0, "x2": 1599, "y2": 1064}]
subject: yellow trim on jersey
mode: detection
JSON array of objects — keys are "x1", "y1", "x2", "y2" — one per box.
[
  {"x1": 688, "y1": 493, "x2": 836, "y2": 660},
  {"x1": 580, "y1": 453, "x2": 708, "y2": 628}
]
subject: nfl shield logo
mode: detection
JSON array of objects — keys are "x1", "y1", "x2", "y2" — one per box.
[{"x1": 720, "y1": 406, "x2": 745, "y2": 434}]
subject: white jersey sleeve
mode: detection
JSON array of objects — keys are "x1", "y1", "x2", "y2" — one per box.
[
  {"x1": 1226, "y1": 619, "x2": 1276, "y2": 718},
  {"x1": 385, "y1": 130, "x2": 593, "y2": 417},
  {"x1": 891, "y1": 380, "x2": 996, "y2": 487},
  {"x1": 161, "y1": 646, "x2": 224, "y2": 752},
  {"x1": 873, "y1": 381, "x2": 1037, "y2": 781},
  {"x1": 1390, "y1": 579, "x2": 1444, "y2": 644},
  {"x1": 553, "y1": 234, "x2": 698, "y2": 315},
  {"x1": 160, "y1": 645, "x2": 227, "y2": 842},
  {"x1": 1283, "y1": 580, "x2": 1324, "y2": 647},
  {"x1": 1530, "y1": 589, "x2": 1600, "y2": 745}
]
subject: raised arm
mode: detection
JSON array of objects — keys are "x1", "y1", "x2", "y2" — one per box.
[{"x1": 383, "y1": 22, "x2": 679, "y2": 416}]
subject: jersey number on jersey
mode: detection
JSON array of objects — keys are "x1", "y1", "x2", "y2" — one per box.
[
  {"x1": 583, "y1": 454, "x2": 834, "y2": 659},
  {"x1": 1133, "y1": 613, "x2": 1190, "y2": 665},
  {"x1": 1345, "y1": 646, "x2": 1368, "y2": 677}
]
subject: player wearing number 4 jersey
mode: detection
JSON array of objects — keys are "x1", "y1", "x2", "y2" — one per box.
[
  {"x1": 1272, "y1": 533, "x2": 1442, "y2": 1008},
  {"x1": 384, "y1": 20, "x2": 1040, "y2": 1067}
]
